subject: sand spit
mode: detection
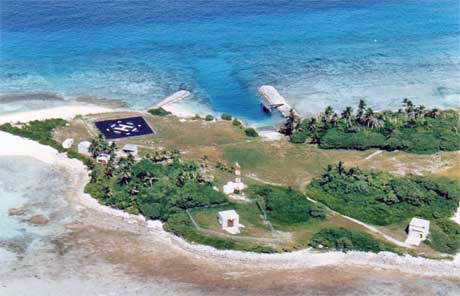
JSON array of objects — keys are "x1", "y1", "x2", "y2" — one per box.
[
  {"x1": 0, "y1": 129, "x2": 459, "y2": 279},
  {"x1": 0, "y1": 104, "x2": 118, "y2": 125}
]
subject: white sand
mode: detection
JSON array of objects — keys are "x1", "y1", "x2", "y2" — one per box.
[
  {"x1": 0, "y1": 104, "x2": 117, "y2": 125},
  {"x1": 0, "y1": 129, "x2": 459, "y2": 278},
  {"x1": 162, "y1": 103, "x2": 197, "y2": 118},
  {"x1": 258, "y1": 130, "x2": 285, "y2": 141}
]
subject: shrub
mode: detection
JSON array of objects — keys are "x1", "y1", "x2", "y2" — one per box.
[
  {"x1": 0, "y1": 119, "x2": 67, "y2": 151},
  {"x1": 221, "y1": 113, "x2": 232, "y2": 121},
  {"x1": 249, "y1": 185, "x2": 326, "y2": 225},
  {"x1": 425, "y1": 219, "x2": 460, "y2": 254},
  {"x1": 232, "y1": 119, "x2": 242, "y2": 127},
  {"x1": 290, "y1": 101, "x2": 460, "y2": 154},
  {"x1": 244, "y1": 127, "x2": 258, "y2": 137},
  {"x1": 307, "y1": 164, "x2": 460, "y2": 226},
  {"x1": 205, "y1": 114, "x2": 214, "y2": 121},
  {"x1": 290, "y1": 130, "x2": 307, "y2": 143},
  {"x1": 309, "y1": 227, "x2": 394, "y2": 253},
  {"x1": 148, "y1": 108, "x2": 171, "y2": 116}
]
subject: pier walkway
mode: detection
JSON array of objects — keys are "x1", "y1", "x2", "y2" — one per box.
[
  {"x1": 258, "y1": 85, "x2": 299, "y2": 117},
  {"x1": 148, "y1": 90, "x2": 191, "y2": 110}
]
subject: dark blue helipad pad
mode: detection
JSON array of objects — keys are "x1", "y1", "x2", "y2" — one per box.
[{"x1": 95, "y1": 116, "x2": 154, "y2": 139}]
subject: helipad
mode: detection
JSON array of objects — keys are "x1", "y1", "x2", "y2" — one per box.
[{"x1": 95, "y1": 116, "x2": 154, "y2": 139}]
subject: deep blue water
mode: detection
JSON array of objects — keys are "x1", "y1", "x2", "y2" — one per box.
[{"x1": 1, "y1": 0, "x2": 459, "y2": 121}]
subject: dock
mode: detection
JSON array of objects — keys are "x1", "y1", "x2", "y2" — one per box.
[
  {"x1": 149, "y1": 90, "x2": 191, "y2": 110},
  {"x1": 257, "y1": 85, "x2": 299, "y2": 117}
]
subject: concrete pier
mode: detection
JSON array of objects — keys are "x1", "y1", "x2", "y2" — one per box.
[
  {"x1": 257, "y1": 85, "x2": 299, "y2": 117},
  {"x1": 149, "y1": 90, "x2": 191, "y2": 110}
]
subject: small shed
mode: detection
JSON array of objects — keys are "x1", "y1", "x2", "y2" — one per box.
[
  {"x1": 122, "y1": 144, "x2": 138, "y2": 156},
  {"x1": 406, "y1": 217, "x2": 430, "y2": 246},
  {"x1": 217, "y1": 210, "x2": 242, "y2": 234},
  {"x1": 62, "y1": 138, "x2": 74, "y2": 149},
  {"x1": 96, "y1": 153, "x2": 111, "y2": 164},
  {"x1": 78, "y1": 141, "x2": 92, "y2": 156}
]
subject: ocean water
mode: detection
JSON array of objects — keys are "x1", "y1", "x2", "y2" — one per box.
[{"x1": 1, "y1": 0, "x2": 459, "y2": 121}]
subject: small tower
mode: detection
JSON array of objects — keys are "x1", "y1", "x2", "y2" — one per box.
[{"x1": 234, "y1": 162, "x2": 241, "y2": 184}]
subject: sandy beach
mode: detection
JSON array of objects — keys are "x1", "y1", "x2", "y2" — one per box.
[{"x1": 0, "y1": 104, "x2": 119, "y2": 125}]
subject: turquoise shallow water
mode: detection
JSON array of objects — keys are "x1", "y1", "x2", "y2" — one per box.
[{"x1": 1, "y1": 0, "x2": 459, "y2": 121}]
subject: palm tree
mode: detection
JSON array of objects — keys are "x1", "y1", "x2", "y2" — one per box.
[
  {"x1": 102, "y1": 186, "x2": 113, "y2": 200},
  {"x1": 357, "y1": 99, "x2": 367, "y2": 123},
  {"x1": 280, "y1": 109, "x2": 299, "y2": 136},
  {"x1": 128, "y1": 185, "x2": 139, "y2": 196},
  {"x1": 104, "y1": 159, "x2": 115, "y2": 178},
  {"x1": 415, "y1": 105, "x2": 426, "y2": 119},
  {"x1": 337, "y1": 161, "x2": 345, "y2": 175},
  {"x1": 427, "y1": 108, "x2": 440, "y2": 119},
  {"x1": 341, "y1": 106, "x2": 354, "y2": 128},
  {"x1": 403, "y1": 98, "x2": 415, "y2": 119},
  {"x1": 322, "y1": 164, "x2": 334, "y2": 183},
  {"x1": 139, "y1": 171, "x2": 158, "y2": 187},
  {"x1": 324, "y1": 106, "x2": 334, "y2": 119},
  {"x1": 118, "y1": 167, "x2": 132, "y2": 185},
  {"x1": 364, "y1": 108, "x2": 384, "y2": 128}
]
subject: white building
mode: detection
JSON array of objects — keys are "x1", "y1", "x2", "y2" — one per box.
[
  {"x1": 405, "y1": 217, "x2": 430, "y2": 246},
  {"x1": 223, "y1": 162, "x2": 247, "y2": 196},
  {"x1": 217, "y1": 210, "x2": 243, "y2": 234},
  {"x1": 78, "y1": 141, "x2": 92, "y2": 156},
  {"x1": 96, "y1": 153, "x2": 111, "y2": 164},
  {"x1": 62, "y1": 138, "x2": 74, "y2": 149},
  {"x1": 122, "y1": 144, "x2": 138, "y2": 156}
]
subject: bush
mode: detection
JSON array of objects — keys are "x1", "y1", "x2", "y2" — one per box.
[
  {"x1": 290, "y1": 101, "x2": 460, "y2": 154},
  {"x1": 0, "y1": 119, "x2": 67, "y2": 151},
  {"x1": 148, "y1": 108, "x2": 171, "y2": 116},
  {"x1": 232, "y1": 119, "x2": 242, "y2": 127},
  {"x1": 309, "y1": 227, "x2": 394, "y2": 253},
  {"x1": 290, "y1": 130, "x2": 307, "y2": 144},
  {"x1": 249, "y1": 185, "x2": 326, "y2": 225},
  {"x1": 205, "y1": 114, "x2": 214, "y2": 121},
  {"x1": 244, "y1": 128, "x2": 258, "y2": 137},
  {"x1": 425, "y1": 219, "x2": 460, "y2": 254},
  {"x1": 307, "y1": 164, "x2": 460, "y2": 226},
  {"x1": 221, "y1": 113, "x2": 232, "y2": 121}
]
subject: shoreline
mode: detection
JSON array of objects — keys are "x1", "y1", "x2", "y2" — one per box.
[
  {"x1": 0, "y1": 130, "x2": 459, "y2": 279},
  {"x1": 0, "y1": 103, "x2": 121, "y2": 125}
]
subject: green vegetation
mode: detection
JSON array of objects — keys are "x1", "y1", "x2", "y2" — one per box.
[
  {"x1": 307, "y1": 163, "x2": 460, "y2": 254},
  {"x1": 244, "y1": 127, "x2": 258, "y2": 137},
  {"x1": 232, "y1": 118, "x2": 242, "y2": 127},
  {"x1": 86, "y1": 154, "x2": 226, "y2": 220},
  {"x1": 205, "y1": 114, "x2": 214, "y2": 121},
  {"x1": 307, "y1": 162, "x2": 459, "y2": 225},
  {"x1": 164, "y1": 212, "x2": 276, "y2": 253},
  {"x1": 221, "y1": 113, "x2": 233, "y2": 121},
  {"x1": 148, "y1": 107, "x2": 171, "y2": 116},
  {"x1": 309, "y1": 227, "x2": 395, "y2": 253},
  {"x1": 0, "y1": 119, "x2": 93, "y2": 166},
  {"x1": 0, "y1": 119, "x2": 67, "y2": 150},
  {"x1": 425, "y1": 219, "x2": 460, "y2": 254},
  {"x1": 284, "y1": 99, "x2": 460, "y2": 154},
  {"x1": 88, "y1": 134, "x2": 117, "y2": 158},
  {"x1": 248, "y1": 185, "x2": 326, "y2": 226}
]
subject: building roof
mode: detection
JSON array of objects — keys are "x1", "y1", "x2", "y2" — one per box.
[
  {"x1": 218, "y1": 210, "x2": 238, "y2": 220},
  {"x1": 78, "y1": 141, "x2": 91, "y2": 147},
  {"x1": 409, "y1": 217, "x2": 430, "y2": 229},
  {"x1": 123, "y1": 143, "x2": 138, "y2": 152}
]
